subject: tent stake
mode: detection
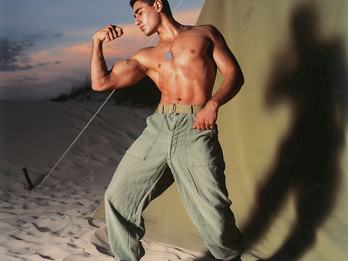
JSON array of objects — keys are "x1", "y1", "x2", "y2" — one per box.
[{"x1": 22, "y1": 168, "x2": 34, "y2": 190}]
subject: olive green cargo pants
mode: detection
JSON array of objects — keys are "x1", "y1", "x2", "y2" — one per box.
[{"x1": 105, "y1": 108, "x2": 245, "y2": 261}]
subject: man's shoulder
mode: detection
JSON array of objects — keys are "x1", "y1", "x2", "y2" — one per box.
[
  {"x1": 184, "y1": 24, "x2": 220, "y2": 39},
  {"x1": 190, "y1": 24, "x2": 218, "y2": 33},
  {"x1": 131, "y1": 46, "x2": 155, "y2": 62}
]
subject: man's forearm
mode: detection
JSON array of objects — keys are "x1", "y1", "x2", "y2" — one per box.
[
  {"x1": 207, "y1": 71, "x2": 244, "y2": 111},
  {"x1": 193, "y1": 73, "x2": 243, "y2": 130},
  {"x1": 90, "y1": 39, "x2": 109, "y2": 91}
]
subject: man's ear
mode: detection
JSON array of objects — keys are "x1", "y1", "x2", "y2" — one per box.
[{"x1": 154, "y1": 0, "x2": 163, "y2": 13}]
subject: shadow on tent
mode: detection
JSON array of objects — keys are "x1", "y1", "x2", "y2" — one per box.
[{"x1": 240, "y1": 4, "x2": 348, "y2": 261}]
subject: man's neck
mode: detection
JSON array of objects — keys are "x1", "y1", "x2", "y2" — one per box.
[{"x1": 157, "y1": 16, "x2": 182, "y2": 42}]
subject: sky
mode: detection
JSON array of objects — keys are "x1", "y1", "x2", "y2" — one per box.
[{"x1": 0, "y1": 0, "x2": 205, "y2": 100}]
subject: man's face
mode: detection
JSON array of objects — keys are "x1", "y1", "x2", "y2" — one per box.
[{"x1": 133, "y1": 1, "x2": 160, "y2": 36}]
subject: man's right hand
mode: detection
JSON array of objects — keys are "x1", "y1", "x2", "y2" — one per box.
[{"x1": 93, "y1": 25, "x2": 124, "y2": 43}]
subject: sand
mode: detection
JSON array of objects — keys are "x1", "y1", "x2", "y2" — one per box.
[{"x1": 0, "y1": 100, "x2": 217, "y2": 261}]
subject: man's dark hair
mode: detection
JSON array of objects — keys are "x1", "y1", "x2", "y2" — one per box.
[{"x1": 129, "y1": 0, "x2": 172, "y2": 16}]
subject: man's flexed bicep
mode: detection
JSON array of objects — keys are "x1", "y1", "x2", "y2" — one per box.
[
  {"x1": 91, "y1": 25, "x2": 147, "y2": 91},
  {"x1": 92, "y1": 58, "x2": 147, "y2": 91}
]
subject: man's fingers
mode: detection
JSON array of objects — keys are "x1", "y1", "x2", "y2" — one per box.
[
  {"x1": 108, "y1": 25, "x2": 117, "y2": 40},
  {"x1": 193, "y1": 107, "x2": 217, "y2": 130},
  {"x1": 106, "y1": 25, "x2": 123, "y2": 41},
  {"x1": 111, "y1": 25, "x2": 124, "y2": 37},
  {"x1": 116, "y1": 27, "x2": 124, "y2": 37},
  {"x1": 93, "y1": 25, "x2": 124, "y2": 43},
  {"x1": 193, "y1": 122, "x2": 215, "y2": 130}
]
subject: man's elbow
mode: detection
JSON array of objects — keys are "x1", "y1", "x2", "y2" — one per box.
[
  {"x1": 91, "y1": 81, "x2": 104, "y2": 92},
  {"x1": 91, "y1": 83, "x2": 104, "y2": 92},
  {"x1": 239, "y1": 73, "x2": 244, "y2": 88},
  {"x1": 91, "y1": 78, "x2": 113, "y2": 92},
  {"x1": 91, "y1": 70, "x2": 115, "y2": 91},
  {"x1": 229, "y1": 70, "x2": 244, "y2": 90},
  {"x1": 230, "y1": 58, "x2": 244, "y2": 89}
]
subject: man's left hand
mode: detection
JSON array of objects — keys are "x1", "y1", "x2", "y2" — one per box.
[{"x1": 193, "y1": 105, "x2": 218, "y2": 130}]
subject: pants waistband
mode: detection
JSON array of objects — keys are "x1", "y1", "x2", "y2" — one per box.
[{"x1": 154, "y1": 104, "x2": 204, "y2": 114}]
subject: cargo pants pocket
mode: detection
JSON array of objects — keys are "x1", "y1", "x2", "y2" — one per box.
[
  {"x1": 126, "y1": 114, "x2": 164, "y2": 161},
  {"x1": 185, "y1": 127, "x2": 224, "y2": 167}
]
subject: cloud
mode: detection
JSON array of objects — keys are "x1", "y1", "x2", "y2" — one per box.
[
  {"x1": 173, "y1": 8, "x2": 202, "y2": 25},
  {"x1": 0, "y1": 37, "x2": 32, "y2": 71},
  {"x1": 0, "y1": 33, "x2": 63, "y2": 72}
]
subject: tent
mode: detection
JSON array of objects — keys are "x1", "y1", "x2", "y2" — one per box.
[{"x1": 94, "y1": 0, "x2": 348, "y2": 260}]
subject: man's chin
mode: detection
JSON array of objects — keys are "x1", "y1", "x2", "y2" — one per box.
[{"x1": 143, "y1": 29, "x2": 156, "y2": 37}]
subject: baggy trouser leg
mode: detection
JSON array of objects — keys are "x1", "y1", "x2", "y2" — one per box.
[
  {"x1": 104, "y1": 154, "x2": 170, "y2": 261},
  {"x1": 169, "y1": 118, "x2": 246, "y2": 260},
  {"x1": 104, "y1": 155, "x2": 147, "y2": 261},
  {"x1": 104, "y1": 113, "x2": 170, "y2": 261},
  {"x1": 172, "y1": 164, "x2": 246, "y2": 260}
]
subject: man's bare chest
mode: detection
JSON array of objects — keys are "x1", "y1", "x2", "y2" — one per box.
[{"x1": 146, "y1": 37, "x2": 211, "y2": 73}]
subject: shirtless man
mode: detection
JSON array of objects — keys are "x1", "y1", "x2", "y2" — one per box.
[{"x1": 91, "y1": 1, "x2": 245, "y2": 260}]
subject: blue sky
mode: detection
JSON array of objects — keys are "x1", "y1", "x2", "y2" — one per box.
[{"x1": 0, "y1": 0, "x2": 205, "y2": 100}]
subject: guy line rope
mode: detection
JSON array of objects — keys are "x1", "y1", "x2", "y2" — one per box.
[{"x1": 34, "y1": 0, "x2": 186, "y2": 190}]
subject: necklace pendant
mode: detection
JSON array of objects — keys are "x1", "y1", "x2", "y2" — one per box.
[{"x1": 165, "y1": 51, "x2": 173, "y2": 61}]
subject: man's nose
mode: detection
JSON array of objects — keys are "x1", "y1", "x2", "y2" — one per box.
[{"x1": 135, "y1": 17, "x2": 140, "y2": 26}]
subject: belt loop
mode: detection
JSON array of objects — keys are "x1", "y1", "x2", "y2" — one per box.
[
  {"x1": 190, "y1": 105, "x2": 193, "y2": 114},
  {"x1": 161, "y1": 104, "x2": 164, "y2": 113}
]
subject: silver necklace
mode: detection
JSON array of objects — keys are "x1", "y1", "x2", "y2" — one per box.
[{"x1": 158, "y1": 24, "x2": 183, "y2": 61}]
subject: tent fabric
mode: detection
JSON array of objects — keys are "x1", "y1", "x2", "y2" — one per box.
[{"x1": 94, "y1": 1, "x2": 348, "y2": 260}]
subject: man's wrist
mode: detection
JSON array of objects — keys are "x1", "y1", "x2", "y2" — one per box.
[
  {"x1": 206, "y1": 99, "x2": 219, "y2": 112},
  {"x1": 92, "y1": 35, "x2": 104, "y2": 44}
]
